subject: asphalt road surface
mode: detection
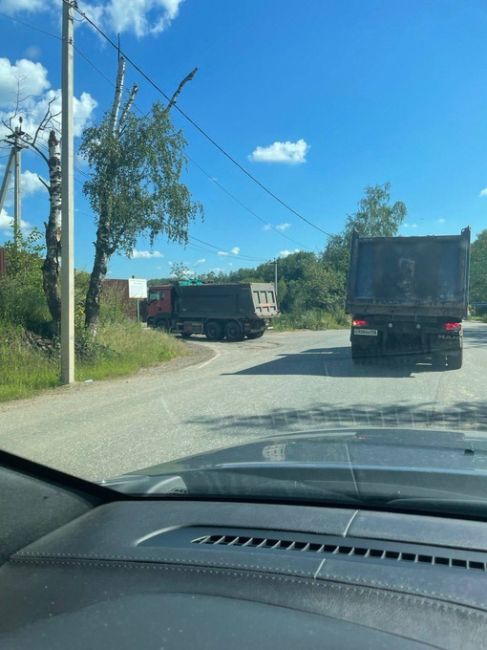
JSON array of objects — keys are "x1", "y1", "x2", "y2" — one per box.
[{"x1": 1, "y1": 321, "x2": 487, "y2": 482}]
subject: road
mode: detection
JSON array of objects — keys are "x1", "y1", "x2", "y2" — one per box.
[{"x1": 1, "y1": 321, "x2": 487, "y2": 482}]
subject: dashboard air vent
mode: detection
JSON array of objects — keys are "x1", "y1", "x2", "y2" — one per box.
[{"x1": 192, "y1": 533, "x2": 487, "y2": 571}]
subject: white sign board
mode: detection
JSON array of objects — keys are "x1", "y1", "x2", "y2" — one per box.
[{"x1": 128, "y1": 278, "x2": 148, "y2": 299}]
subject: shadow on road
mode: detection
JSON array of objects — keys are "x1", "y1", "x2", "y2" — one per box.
[
  {"x1": 464, "y1": 323, "x2": 487, "y2": 348},
  {"x1": 224, "y1": 346, "x2": 446, "y2": 378},
  {"x1": 186, "y1": 400, "x2": 487, "y2": 436}
]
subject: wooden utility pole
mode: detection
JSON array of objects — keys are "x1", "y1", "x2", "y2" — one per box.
[{"x1": 61, "y1": 0, "x2": 75, "y2": 384}]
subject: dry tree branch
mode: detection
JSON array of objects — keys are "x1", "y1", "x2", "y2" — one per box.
[{"x1": 164, "y1": 67, "x2": 198, "y2": 114}]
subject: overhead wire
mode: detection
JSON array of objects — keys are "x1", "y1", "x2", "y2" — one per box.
[
  {"x1": 70, "y1": 38, "x2": 307, "y2": 250},
  {"x1": 70, "y1": 1, "x2": 333, "y2": 238},
  {"x1": 0, "y1": 8, "x2": 315, "y2": 258}
]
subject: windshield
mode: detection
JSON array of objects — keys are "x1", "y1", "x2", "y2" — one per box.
[{"x1": 1, "y1": 1, "x2": 487, "y2": 518}]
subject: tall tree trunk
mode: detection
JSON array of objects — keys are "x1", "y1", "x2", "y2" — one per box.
[
  {"x1": 42, "y1": 130, "x2": 61, "y2": 331},
  {"x1": 84, "y1": 217, "x2": 110, "y2": 333}
]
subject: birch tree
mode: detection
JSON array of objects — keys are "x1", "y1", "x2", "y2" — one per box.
[
  {"x1": 2, "y1": 102, "x2": 63, "y2": 330},
  {"x1": 80, "y1": 58, "x2": 200, "y2": 332}
]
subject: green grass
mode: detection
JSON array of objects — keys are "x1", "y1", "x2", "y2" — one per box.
[
  {"x1": 273, "y1": 309, "x2": 349, "y2": 331},
  {"x1": 0, "y1": 327, "x2": 59, "y2": 401},
  {"x1": 77, "y1": 323, "x2": 185, "y2": 382},
  {"x1": 0, "y1": 322, "x2": 186, "y2": 402}
]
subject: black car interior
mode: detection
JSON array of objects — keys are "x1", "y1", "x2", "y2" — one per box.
[{"x1": 1, "y1": 450, "x2": 487, "y2": 649}]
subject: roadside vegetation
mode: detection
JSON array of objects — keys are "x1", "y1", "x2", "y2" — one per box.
[
  {"x1": 151, "y1": 183, "x2": 406, "y2": 332},
  {"x1": 0, "y1": 235, "x2": 184, "y2": 402}
]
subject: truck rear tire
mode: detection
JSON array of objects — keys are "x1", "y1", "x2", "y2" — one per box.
[
  {"x1": 205, "y1": 320, "x2": 223, "y2": 341},
  {"x1": 155, "y1": 318, "x2": 170, "y2": 332},
  {"x1": 247, "y1": 330, "x2": 264, "y2": 339},
  {"x1": 446, "y1": 349, "x2": 462, "y2": 370},
  {"x1": 225, "y1": 320, "x2": 244, "y2": 342}
]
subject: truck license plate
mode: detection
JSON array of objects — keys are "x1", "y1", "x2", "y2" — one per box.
[{"x1": 354, "y1": 328, "x2": 378, "y2": 336}]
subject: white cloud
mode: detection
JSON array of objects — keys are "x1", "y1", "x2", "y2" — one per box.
[
  {"x1": 194, "y1": 258, "x2": 206, "y2": 265},
  {"x1": 275, "y1": 222, "x2": 291, "y2": 232},
  {"x1": 21, "y1": 169, "x2": 46, "y2": 196},
  {"x1": 404, "y1": 223, "x2": 418, "y2": 229},
  {"x1": 263, "y1": 224, "x2": 272, "y2": 231},
  {"x1": 250, "y1": 139, "x2": 309, "y2": 164},
  {"x1": 0, "y1": 57, "x2": 49, "y2": 104},
  {"x1": 218, "y1": 246, "x2": 240, "y2": 257},
  {"x1": 0, "y1": 58, "x2": 97, "y2": 144},
  {"x1": 436, "y1": 217, "x2": 446, "y2": 224},
  {"x1": 479, "y1": 188, "x2": 487, "y2": 197},
  {"x1": 0, "y1": 208, "x2": 31, "y2": 234},
  {"x1": 3, "y1": 0, "x2": 185, "y2": 38},
  {"x1": 0, "y1": 0, "x2": 44, "y2": 15},
  {"x1": 279, "y1": 248, "x2": 300, "y2": 258},
  {"x1": 131, "y1": 249, "x2": 163, "y2": 259},
  {"x1": 103, "y1": 0, "x2": 184, "y2": 37}
]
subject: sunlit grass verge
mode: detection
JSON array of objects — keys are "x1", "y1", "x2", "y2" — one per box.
[
  {"x1": 272, "y1": 309, "x2": 349, "y2": 331},
  {"x1": 0, "y1": 322, "x2": 186, "y2": 402},
  {"x1": 77, "y1": 323, "x2": 185, "y2": 382},
  {"x1": 0, "y1": 326, "x2": 59, "y2": 402}
]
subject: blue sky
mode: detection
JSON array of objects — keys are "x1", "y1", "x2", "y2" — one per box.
[{"x1": 1, "y1": 0, "x2": 487, "y2": 280}]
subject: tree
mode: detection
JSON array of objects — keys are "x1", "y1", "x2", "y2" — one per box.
[
  {"x1": 470, "y1": 230, "x2": 487, "y2": 303},
  {"x1": 80, "y1": 57, "x2": 200, "y2": 332},
  {"x1": 321, "y1": 182, "x2": 407, "y2": 300},
  {"x1": 2, "y1": 100, "x2": 63, "y2": 331}
]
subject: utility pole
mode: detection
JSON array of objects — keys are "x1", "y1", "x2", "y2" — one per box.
[
  {"x1": 2, "y1": 119, "x2": 25, "y2": 249},
  {"x1": 61, "y1": 0, "x2": 75, "y2": 384},
  {"x1": 0, "y1": 149, "x2": 15, "y2": 215},
  {"x1": 13, "y1": 124, "x2": 24, "y2": 249},
  {"x1": 274, "y1": 258, "x2": 278, "y2": 300}
]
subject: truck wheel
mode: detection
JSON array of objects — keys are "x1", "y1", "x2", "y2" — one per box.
[
  {"x1": 205, "y1": 320, "x2": 223, "y2": 341},
  {"x1": 247, "y1": 330, "x2": 264, "y2": 339},
  {"x1": 446, "y1": 349, "x2": 463, "y2": 370},
  {"x1": 225, "y1": 320, "x2": 244, "y2": 342},
  {"x1": 155, "y1": 318, "x2": 170, "y2": 332},
  {"x1": 181, "y1": 332, "x2": 192, "y2": 339}
]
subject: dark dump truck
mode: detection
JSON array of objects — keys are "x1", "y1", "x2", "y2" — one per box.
[
  {"x1": 346, "y1": 228, "x2": 470, "y2": 369},
  {"x1": 146, "y1": 282, "x2": 278, "y2": 341}
]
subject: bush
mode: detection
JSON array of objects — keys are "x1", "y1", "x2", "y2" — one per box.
[
  {"x1": 273, "y1": 308, "x2": 349, "y2": 331},
  {"x1": 0, "y1": 232, "x2": 51, "y2": 334}
]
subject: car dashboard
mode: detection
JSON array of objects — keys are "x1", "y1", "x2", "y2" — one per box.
[{"x1": 1, "y1": 457, "x2": 487, "y2": 649}]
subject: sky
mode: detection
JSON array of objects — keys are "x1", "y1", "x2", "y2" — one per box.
[{"x1": 0, "y1": 0, "x2": 487, "y2": 280}]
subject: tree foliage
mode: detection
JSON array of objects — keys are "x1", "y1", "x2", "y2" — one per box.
[
  {"x1": 157, "y1": 183, "x2": 407, "y2": 319},
  {"x1": 80, "y1": 63, "x2": 201, "y2": 331},
  {"x1": 470, "y1": 229, "x2": 487, "y2": 304}
]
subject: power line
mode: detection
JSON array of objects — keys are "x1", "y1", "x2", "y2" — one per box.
[
  {"x1": 188, "y1": 157, "x2": 306, "y2": 249},
  {"x1": 70, "y1": 1, "x2": 333, "y2": 238},
  {"x1": 0, "y1": 10, "x2": 61, "y2": 40},
  {"x1": 0, "y1": 9, "x2": 311, "y2": 250},
  {"x1": 188, "y1": 235, "x2": 265, "y2": 262},
  {"x1": 0, "y1": 9, "x2": 309, "y2": 259},
  {"x1": 70, "y1": 39, "x2": 307, "y2": 249}
]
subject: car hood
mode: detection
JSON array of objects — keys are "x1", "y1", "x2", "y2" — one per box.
[{"x1": 102, "y1": 427, "x2": 487, "y2": 499}]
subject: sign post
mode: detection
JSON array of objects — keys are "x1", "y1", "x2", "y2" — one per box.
[{"x1": 128, "y1": 278, "x2": 148, "y2": 323}]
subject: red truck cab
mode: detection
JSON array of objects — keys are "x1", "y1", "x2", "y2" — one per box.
[{"x1": 147, "y1": 285, "x2": 173, "y2": 327}]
